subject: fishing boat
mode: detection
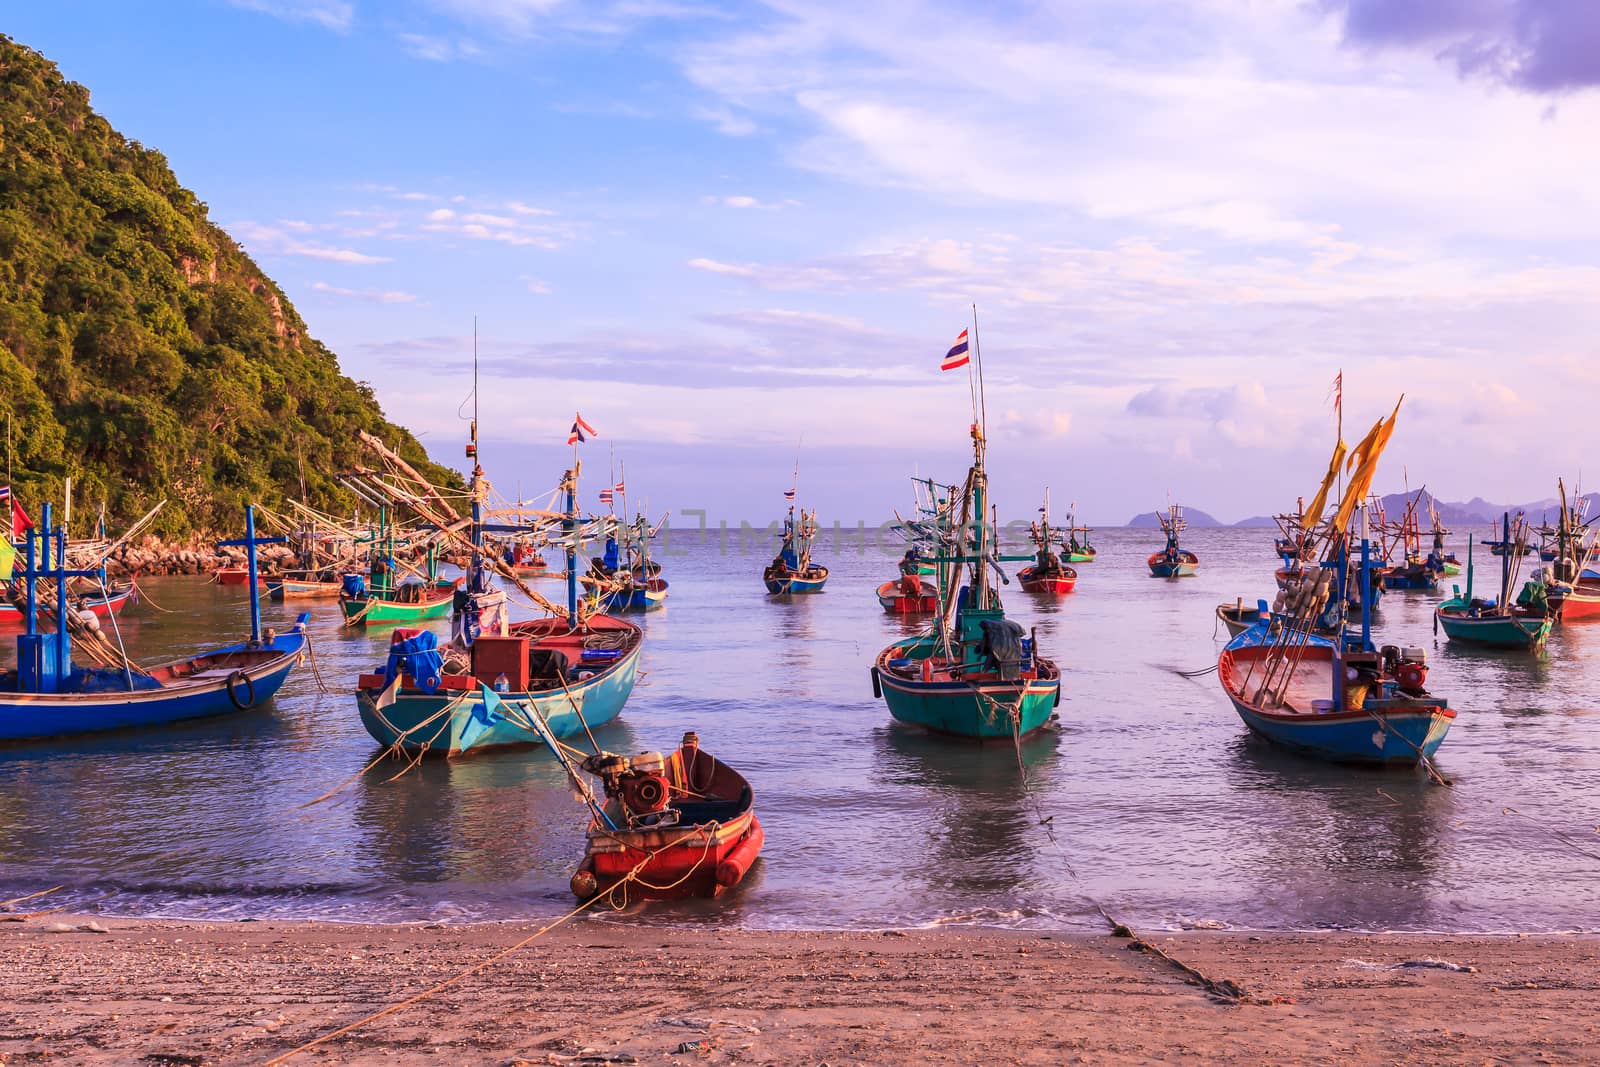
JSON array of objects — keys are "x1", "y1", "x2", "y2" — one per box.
[
  {"x1": 1377, "y1": 492, "x2": 1440, "y2": 591},
  {"x1": 763, "y1": 504, "x2": 828, "y2": 594},
  {"x1": 1540, "y1": 480, "x2": 1600, "y2": 622},
  {"x1": 569, "y1": 730, "x2": 763, "y2": 902},
  {"x1": 877, "y1": 567, "x2": 939, "y2": 615},
  {"x1": 588, "y1": 512, "x2": 668, "y2": 613},
  {"x1": 1148, "y1": 504, "x2": 1199, "y2": 577},
  {"x1": 351, "y1": 419, "x2": 643, "y2": 758},
  {"x1": 1063, "y1": 507, "x2": 1096, "y2": 563},
  {"x1": 1435, "y1": 526, "x2": 1551, "y2": 650},
  {"x1": 0, "y1": 580, "x2": 136, "y2": 633},
  {"x1": 338, "y1": 512, "x2": 458, "y2": 627},
  {"x1": 1485, "y1": 515, "x2": 1535, "y2": 558},
  {"x1": 504, "y1": 540, "x2": 549, "y2": 577},
  {"x1": 0, "y1": 505, "x2": 309, "y2": 742},
  {"x1": 210, "y1": 565, "x2": 256, "y2": 586},
  {"x1": 1426, "y1": 501, "x2": 1461, "y2": 576},
  {"x1": 1016, "y1": 492, "x2": 1078, "y2": 595},
  {"x1": 871, "y1": 333, "x2": 1062, "y2": 742},
  {"x1": 1218, "y1": 401, "x2": 1455, "y2": 767},
  {"x1": 1216, "y1": 598, "x2": 1269, "y2": 639},
  {"x1": 265, "y1": 570, "x2": 345, "y2": 600}
]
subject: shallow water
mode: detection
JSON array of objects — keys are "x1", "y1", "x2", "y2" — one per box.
[{"x1": 2, "y1": 527, "x2": 1597, "y2": 932}]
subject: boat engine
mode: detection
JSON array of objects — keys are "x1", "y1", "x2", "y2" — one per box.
[
  {"x1": 1395, "y1": 647, "x2": 1428, "y2": 692},
  {"x1": 585, "y1": 751, "x2": 673, "y2": 820}
]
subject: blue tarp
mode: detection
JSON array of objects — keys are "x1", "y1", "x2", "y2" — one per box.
[{"x1": 382, "y1": 629, "x2": 443, "y2": 694}]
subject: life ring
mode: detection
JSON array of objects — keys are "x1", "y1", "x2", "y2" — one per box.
[{"x1": 226, "y1": 669, "x2": 257, "y2": 710}]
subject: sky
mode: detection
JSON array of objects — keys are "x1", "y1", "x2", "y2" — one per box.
[{"x1": 11, "y1": 0, "x2": 1600, "y2": 526}]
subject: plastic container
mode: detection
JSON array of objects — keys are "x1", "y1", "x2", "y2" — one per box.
[{"x1": 1311, "y1": 699, "x2": 1336, "y2": 714}]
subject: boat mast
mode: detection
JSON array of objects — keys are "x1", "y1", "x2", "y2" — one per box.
[{"x1": 468, "y1": 318, "x2": 484, "y2": 584}]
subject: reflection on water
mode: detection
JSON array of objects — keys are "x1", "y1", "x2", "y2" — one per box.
[{"x1": 2, "y1": 527, "x2": 1599, "y2": 932}]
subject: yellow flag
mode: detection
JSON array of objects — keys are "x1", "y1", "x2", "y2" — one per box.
[
  {"x1": 1300, "y1": 438, "x2": 1348, "y2": 533},
  {"x1": 1330, "y1": 398, "x2": 1403, "y2": 535},
  {"x1": 0, "y1": 538, "x2": 14, "y2": 582}
]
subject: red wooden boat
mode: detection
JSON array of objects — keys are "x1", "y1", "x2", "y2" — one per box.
[
  {"x1": 0, "y1": 581, "x2": 136, "y2": 633},
  {"x1": 211, "y1": 566, "x2": 256, "y2": 586},
  {"x1": 877, "y1": 576, "x2": 939, "y2": 614},
  {"x1": 570, "y1": 732, "x2": 762, "y2": 903},
  {"x1": 1017, "y1": 564, "x2": 1076, "y2": 595}
]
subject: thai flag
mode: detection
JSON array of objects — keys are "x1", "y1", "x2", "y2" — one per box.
[
  {"x1": 784, "y1": 487, "x2": 796, "y2": 501},
  {"x1": 598, "y1": 488, "x2": 615, "y2": 505},
  {"x1": 613, "y1": 480, "x2": 625, "y2": 494},
  {"x1": 941, "y1": 329, "x2": 970, "y2": 371},
  {"x1": 567, "y1": 412, "x2": 598, "y2": 445}
]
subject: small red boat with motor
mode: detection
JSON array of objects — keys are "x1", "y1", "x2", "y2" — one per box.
[{"x1": 569, "y1": 732, "x2": 763, "y2": 903}]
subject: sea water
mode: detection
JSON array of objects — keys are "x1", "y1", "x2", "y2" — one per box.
[{"x1": 1, "y1": 526, "x2": 1596, "y2": 932}]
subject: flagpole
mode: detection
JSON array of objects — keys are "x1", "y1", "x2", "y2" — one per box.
[{"x1": 971, "y1": 304, "x2": 987, "y2": 437}]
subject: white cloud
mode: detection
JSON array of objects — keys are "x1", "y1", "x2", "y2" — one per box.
[
  {"x1": 310, "y1": 281, "x2": 420, "y2": 304},
  {"x1": 398, "y1": 32, "x2": 483, "y2": 61},
  {"x1": 229, "y1": 0, "x2": 353, "y2": 31},
  {"x1": 231, "y1": 221, "x2": 392, "y2": 264}
]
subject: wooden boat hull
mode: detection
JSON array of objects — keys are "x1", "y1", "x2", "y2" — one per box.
[
  {"x1": 1381, "y1": 566, "x2": 1438, "y2": 591},
  {"x1": 1017, "y1": 566, "x2": 1077, "y2": 595},
  {"x1": 1435, "y1": 604, "x2": 1550, "y2": 648},
  {"x1": 873, "y1": 639, "x2": 1060, "y2": 741},
  {"x1": 601, "y1": 578, "x2": 669, "y2": 613},
  {"x1": 1148, "y1": 551, "x2": 1198, "y2": 578},
  {"x1": 1549, "y1": 580, "x2": 1600, "y2": 622},
  {"x1": 877, "y1": 579, "x2": 939, "y2": 615},
  {"x1": 0, "y1": 630, "x2": 306, "y2": 742},
  {"x1": 574, "y1": 744, "x2": 761, "y2": 901},
  {"x1": 211, "y1": 568, "x2": 255, "y2": 586},
  {"x1": 0, "y1": 583, "x2": 136, "y2": 634},
  {"x1": 764, "y1": 565, "x2": 828, "y2": 594},
  {"x1": 355, "y1": 618, "x2": 642, "y2": 756},
  {"x1": 1216, "y1": 603, "x2": 1266, "y2": 639},
  {"x1": 1062, "y1": 550, "x2": 1095, "y2": 563},
  {"x1": 1218, "y1": 644, "x2": 1453, "y2": 765},
  {"x1": 340, "y1": 581, "x2": 459, "y2": 626},
  {"x1": 266, "y1": 577, "x2": 344, "y2": 601}
]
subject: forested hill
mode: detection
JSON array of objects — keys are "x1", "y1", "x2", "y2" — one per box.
[{"x1": 0, "y1": 35, "x2": 459, "y2": 536}]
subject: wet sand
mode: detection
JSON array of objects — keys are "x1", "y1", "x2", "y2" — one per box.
[{"x1": 2, "y1": 917, "x2": 1594, "y2": 1065}]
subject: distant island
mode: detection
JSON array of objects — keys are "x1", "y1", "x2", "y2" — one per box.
[{"x1": 1123, "y1": 490, "x2": 1599, "y2": 529}]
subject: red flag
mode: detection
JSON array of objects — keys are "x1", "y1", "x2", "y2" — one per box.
[{"x1": 0, "y1": 487, "x2": 32, "y2": 539}]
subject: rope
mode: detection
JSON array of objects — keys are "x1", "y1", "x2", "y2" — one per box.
[
  {"x1": 261, "y1": 838, "x2": 704, "y2": 1066},
  {"x1": 0, "y1": 885, "x2": 63, "y2": 909},
  {"x1": 969, "y1": 680, "x2": 1269, "y2": 1005}
]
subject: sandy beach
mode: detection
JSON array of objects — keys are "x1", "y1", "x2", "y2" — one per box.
[{"x1": 2, "y1": 916, "x2": 1595, "y2": 1065}]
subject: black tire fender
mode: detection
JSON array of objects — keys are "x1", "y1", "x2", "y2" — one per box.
[{"x1": 226, "y1": 669, "x2": 257, "y2": 710}]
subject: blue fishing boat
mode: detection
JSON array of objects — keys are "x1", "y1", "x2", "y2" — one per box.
[
  {"x1": 0, "y1": 504, "x2": 309, "y2": 742},
  {"x1": 589, "y1": 513, "x2": 668, "y2": 613},
  {"x1": 763, "y1": 504, "x2": 828, "y2": 594},
  {"x1": 1217, "y1": 401, "x2": 1454, "y2": 768},
  {"x1": 351, "y1": 418, "x2": 643, "y2": 757},
  {"x1": 871, "y1": 331, "x2": 1061, "y2": 742},
  {"x1": 1435, "y1": 526, "x2": 1552, "y2": 650},
  {"x1": 1148, "y1": 504, "x2": 1198, "y2": 577}
]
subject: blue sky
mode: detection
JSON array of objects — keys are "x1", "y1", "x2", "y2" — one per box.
[{"x1": 13, "y1": 0, "x2": 1600, "y2": 525}]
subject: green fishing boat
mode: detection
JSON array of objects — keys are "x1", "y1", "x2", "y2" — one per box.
[
  {"x1": 870, "y1": 327, "x2": 1061, "y2": 741},
  {"x1": 1062, "y1": 506, "x2": 1096, "y2": 563},
  {"x1": 1435, "y1": 524, "x2": 1551, "y2": 650},
  {"x1": 338, "y1": 508, "x2": 458, "y2": 627}
]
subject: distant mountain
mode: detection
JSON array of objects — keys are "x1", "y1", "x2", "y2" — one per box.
[
  {"x1": 1372, "y1": 490, "x2": 1600, "y2": 530},
  {"x1": 1126, "y1": 507, "x2": 1223, "y2": 528},
  {"x1": 1231, "y1": 515, "x2": 1277, "y2": 528}
]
